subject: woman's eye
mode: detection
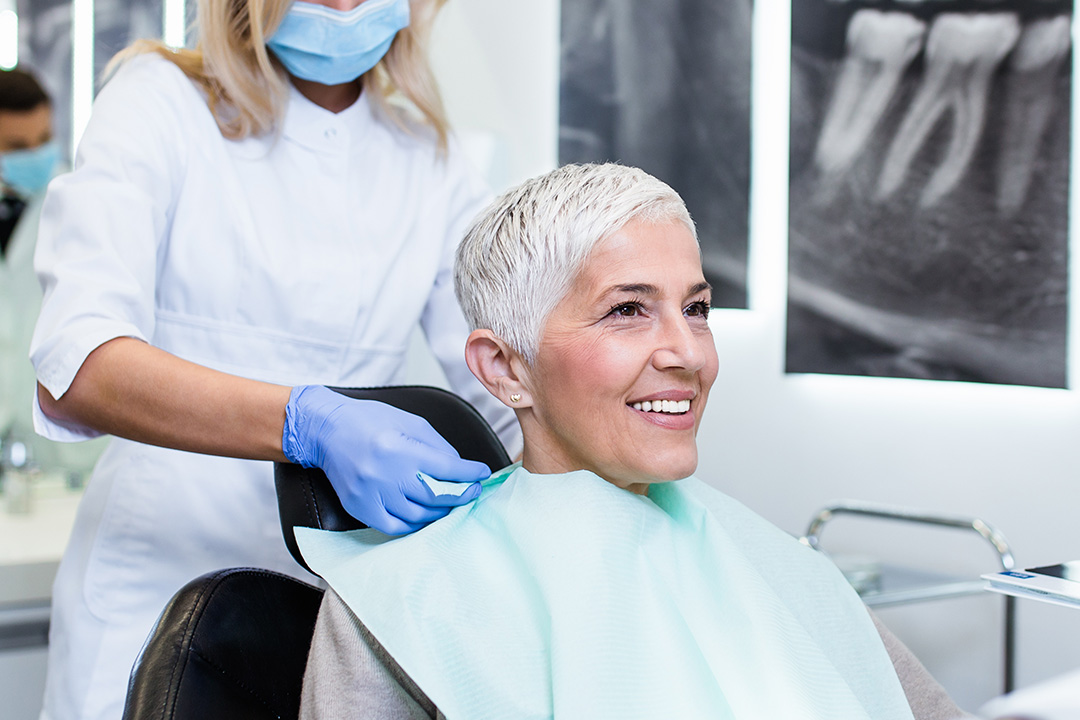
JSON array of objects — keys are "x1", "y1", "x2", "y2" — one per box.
[
  {"x1": 610, "y1": 302, "x2": 642, "y2": 317},
  {"x1": 685, "y1": 301, "x2": 710, "y2": 318}
]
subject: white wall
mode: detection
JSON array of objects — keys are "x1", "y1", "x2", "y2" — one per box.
[
  {"x1": 430, "y1": 0, "x2": 560, "y2": 188},
  {"x1": 428, "y1": 0, "x2": 1080, "y2": 713}
]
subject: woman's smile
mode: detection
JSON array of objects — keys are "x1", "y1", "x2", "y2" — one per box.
[{"x1": 628, "y1": 394, "x2": 697, "y2": 431}]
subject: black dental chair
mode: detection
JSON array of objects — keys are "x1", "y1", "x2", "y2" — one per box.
[{"x1": 121, "y1": 386, "x2": 511, "y2": 720}]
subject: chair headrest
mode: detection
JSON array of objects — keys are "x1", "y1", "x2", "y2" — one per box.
[{"x1": 274, "y1": 385, "x2": 511, "y2": 573}]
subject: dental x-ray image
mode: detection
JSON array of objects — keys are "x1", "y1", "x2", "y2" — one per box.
[
  {"x1": 16, "y1": 0, "x2": 164, "y2": 163},
  {"x1": 95, "y1": 0, "x2": 163, "y2": 81},
  {"x1": 17, "y1": 0, "x2": 73, "y2": 160},
  {"x1": 787, "y1": 0, "x2": 1071, "y2": 388},
  {"x1": 558, "y1": 0, "x2": 753, "y2": 308}
]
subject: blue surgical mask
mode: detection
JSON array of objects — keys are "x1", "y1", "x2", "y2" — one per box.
[
  {"x1": 268, "y1": 0, "x2": 410, "y2": 86},
  {"x1": 0, "y1": 141, "x2": 60, "y2": 197}
]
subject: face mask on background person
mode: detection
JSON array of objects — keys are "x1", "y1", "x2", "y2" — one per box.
[
  {"x1": 0, "y1": 140, "x2": 60, "y2": 197},
  {"x1": 267, "y1": 0, "x2": 411, "y2": 86}
]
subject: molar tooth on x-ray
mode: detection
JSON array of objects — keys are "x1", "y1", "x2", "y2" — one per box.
[
  {"x1": 813, "y1": 10, "x2": 926, "y2": 197},
  {"x1": 876, "y1": 13, "x2": 1020, "y2": 208},
  {"x1": 996, "y1": 15, "x2": 1071, "y2": 216}
]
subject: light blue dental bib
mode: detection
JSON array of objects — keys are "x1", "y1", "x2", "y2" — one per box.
[{"x1": 297, "y1": 466, "x2": 914, "y2": 720}]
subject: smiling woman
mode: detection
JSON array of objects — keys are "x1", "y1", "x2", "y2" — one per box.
[
  {"x1": 456, "y1": 164, "x2": 717, "y2": 494},
  {"x1": 295, "y1": 164, "x2": 973, "y2": 720}
]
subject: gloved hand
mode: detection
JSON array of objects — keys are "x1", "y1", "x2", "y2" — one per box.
[{"x1": 282, "y1": 385, "x2": 490, "y2": 535}]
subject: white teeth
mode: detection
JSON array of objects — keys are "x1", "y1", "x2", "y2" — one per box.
[
  {"x1": 876, "y1": 12, "x2": 1020, "y2": 208},
  {"x1": 995, "y1": 15, "x2": 1071, "y2": 216},
  {"x1": 1008, "y1": 15, "x2": 1071, "y2": 73},
  {"x1": 631, "y1": 400, "x2": 691, "y2": 414},
  {"x1": 813, "y1": 10, "x2": 927, "y2": 193}
]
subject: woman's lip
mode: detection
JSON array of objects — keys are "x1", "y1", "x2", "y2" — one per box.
[{"x1": 629, "y1": 404, "x2": 697, "y2": 430}]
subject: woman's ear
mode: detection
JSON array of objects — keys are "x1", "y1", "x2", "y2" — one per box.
[{"x1": 464, "y1": 330, "x2": 532, "y2": 408}]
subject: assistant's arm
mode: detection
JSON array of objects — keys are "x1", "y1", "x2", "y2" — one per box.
[
  {"x1": 30, "y1": 57, "x2": 487, "y2": 535},
  {"x1": 37, "y1": 335, "x2": 487, "y2": 536},
  {"x1": 37, "y1": 338, "x2": 290, "y2": 461}
]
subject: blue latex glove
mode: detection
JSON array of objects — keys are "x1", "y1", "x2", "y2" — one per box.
[{"x1": 282, "y1": 385, "x2": 489, "y2": 535}]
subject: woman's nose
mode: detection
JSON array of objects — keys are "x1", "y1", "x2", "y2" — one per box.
[{"x1": 652, "y1": 313, "x2": 708, "y2": 372}]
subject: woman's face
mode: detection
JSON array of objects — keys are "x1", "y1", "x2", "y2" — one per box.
[{"x1": 521, "y1": 217, "x2": 719, "y2": 494}]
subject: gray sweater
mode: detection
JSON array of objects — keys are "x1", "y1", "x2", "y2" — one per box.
[{"x1": 300, "y1": 589, "x2": 975, "y2": 720}]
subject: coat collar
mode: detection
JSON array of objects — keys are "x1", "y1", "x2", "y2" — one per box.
[{"x1": 281, "y1": 82, "x2": 378, "y2": 153}]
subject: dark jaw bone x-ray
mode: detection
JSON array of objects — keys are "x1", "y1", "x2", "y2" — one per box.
[
  {"x1": 787, "y1": 0, "x2": 1072, "y2": 388},
  {"x1": 560, "y1": 0, "x2": 1072, "y2": 389},
  {"x1": 558, "y1": 0, "x2": 754, "y2": 310}
]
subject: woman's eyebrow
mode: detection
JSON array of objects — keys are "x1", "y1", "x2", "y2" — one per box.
[
  {"x1": 601, "y1": 281, "x2": 712, "y2": 299},
  {"x1": 603, "y1": 283, "x2": 660, "y2": 297}
]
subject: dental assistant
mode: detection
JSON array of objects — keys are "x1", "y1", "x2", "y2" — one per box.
[{"x1": 29, "y1": 0, "x2": 520, "y2": 717}]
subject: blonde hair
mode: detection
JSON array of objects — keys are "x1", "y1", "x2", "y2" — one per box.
[
  {"x1": 110, "y1": 0, "x2": 449, "y2": 147},
  {"x1": 455, "y1": 163, "x2": 696, "y2": 364}
]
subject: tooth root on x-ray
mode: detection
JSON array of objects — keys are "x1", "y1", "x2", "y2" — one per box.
[
  {"x1": 813, "y1": 10, "x2": 926, "y2": 185},
  {"x1": 996, "y1": 15, "x2": 1071, "y2": 216},
  {"x1": 876, "y1": 13, "x2": 1020, "y2": 208}
]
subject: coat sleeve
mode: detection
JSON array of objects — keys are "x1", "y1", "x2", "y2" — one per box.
[
  {"x1": 418, "y1": 146, "x2": 523, "y2": 461},
  {"x1": 29, "y1": 55, "x2": 192, "y2": 441}
]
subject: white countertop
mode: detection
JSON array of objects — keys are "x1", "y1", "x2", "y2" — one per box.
[{"x1": 0, "y1": 474, "x2": 82, "y2": 605}]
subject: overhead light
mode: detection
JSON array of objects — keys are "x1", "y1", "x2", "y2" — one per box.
[
  {"x1": 164, "y1": 0, "x2": 186, "y2": 49},
  {"x1": 0, "y1": 9, "x2": 16, "y2": 70},
  {"x1": 71, "y1": 0, "x2": 94, "y2": 153}
]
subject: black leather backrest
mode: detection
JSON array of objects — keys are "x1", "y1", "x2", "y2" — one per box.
[
  {"x1": 274, "y1": 385, "x2": 511, "y2": 572},
  {"x1": 123, "y1": 568, "x2": 324, "y2": 720}
]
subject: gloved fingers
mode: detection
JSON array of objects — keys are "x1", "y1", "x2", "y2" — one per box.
[
  {"x1": 331, "y1": 478, "x2": 432, "y2": 535},
  {"x1": 360, "y1": 504, "x2": 428, "y2": 536},
  {"x1": 363, "y1": 400, "x2": 461, "y2": 457},
  {"x1": 411, "y1": 443, "x2": 491, "y2": 484},
  {"x1": 384, "y1": 494, "x2": 454, "y2": 526},
  {"x1": 405, "y1": 475, "x2": 483, "y2": 508},
  {"x1": 396, "y1": 416, "x2": 460, "y2": 457}
]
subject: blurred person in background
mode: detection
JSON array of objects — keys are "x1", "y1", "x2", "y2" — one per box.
[{"x1": 0, "y1": 66, "x2": 103, "y2": 480}]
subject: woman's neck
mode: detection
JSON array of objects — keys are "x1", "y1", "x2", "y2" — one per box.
[
  {"x1": 520, "y1": 447, "x2": 651, "y2": 496},
  {"x1": 291, "y1": 77, "x2": 362, "y2": 113}
]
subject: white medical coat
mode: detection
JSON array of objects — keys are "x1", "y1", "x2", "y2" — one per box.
[{"x1": 29, "y1": 55, "x2": 519, "y2": 720}]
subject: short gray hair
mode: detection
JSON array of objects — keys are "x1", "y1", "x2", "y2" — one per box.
[{"x1": 454, "y1": 163, "x2": 696, "y2": 363}]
